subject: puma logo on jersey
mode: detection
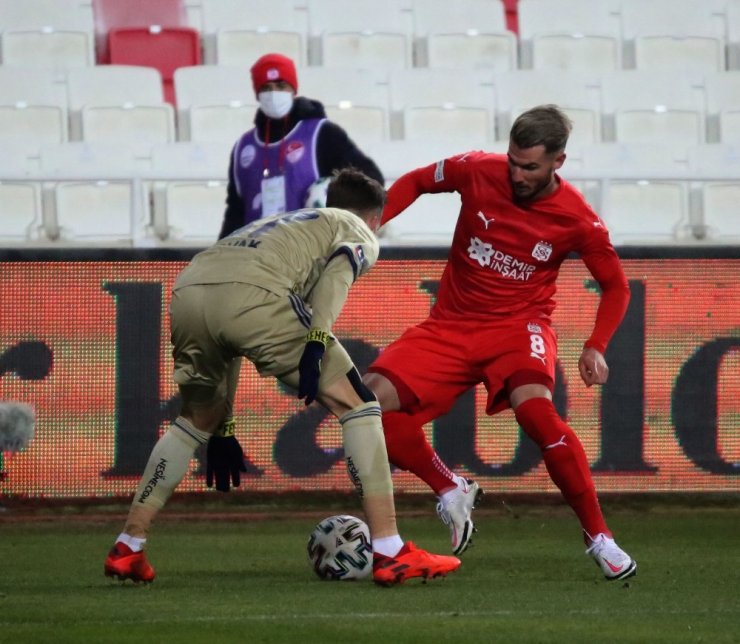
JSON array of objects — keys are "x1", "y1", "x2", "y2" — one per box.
[
  {"x1": 530, "y1": 352, "x2": 546, "y2": 365},
  {"x1": 477, "y1": 211, "x2": 495, "y2": 229}
]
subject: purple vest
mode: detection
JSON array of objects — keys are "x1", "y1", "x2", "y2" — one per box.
[{"x1": 231, "y1": 118, "x2": 325, "y2": 226}]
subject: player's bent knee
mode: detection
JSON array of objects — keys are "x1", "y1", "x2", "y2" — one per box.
[
  {"x1": 178, "y1": 384, "x2": 228, "y2": 433},
  {"x1": 347, "y1": 367, "x2": 377, "y2": 403}
]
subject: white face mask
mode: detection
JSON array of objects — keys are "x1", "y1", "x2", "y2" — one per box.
[{"x1": 258, "y1": 90, "x2": 294, "y2": 119}]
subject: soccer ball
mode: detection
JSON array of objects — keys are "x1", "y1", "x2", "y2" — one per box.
[
  {"x1": 307, "y1": 514, "x2": 372, "y2": 580},
  {"x1": 304, "y1": 176, "x2": 331, "y2": 208}
]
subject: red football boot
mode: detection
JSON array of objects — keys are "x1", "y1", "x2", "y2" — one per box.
[
  {"x1": 104, "y1": 542, "x2": 156, "y2": 583},
  {"x1": 373, "y1": 541, "x2": 461, "y2": 586}
]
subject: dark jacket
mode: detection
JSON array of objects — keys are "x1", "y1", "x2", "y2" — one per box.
[{"x1": 218, "y1": 96, "x2": 385, "y2": 239}]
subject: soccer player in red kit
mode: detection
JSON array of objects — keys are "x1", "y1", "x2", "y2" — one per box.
[{"x1": 363, "y1": 105, "x2": 637, "y2": 580}]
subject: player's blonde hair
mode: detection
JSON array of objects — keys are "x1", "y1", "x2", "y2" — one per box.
[{"x1": 510, "y1": 104, "x2": 572, "y2": 154}]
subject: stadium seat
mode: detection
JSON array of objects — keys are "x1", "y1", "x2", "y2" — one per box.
[
  {"x1": 1, "y1": 30, "x2": 94, "y2": 69},
  {"x1": 581, "y1": 143, "x2": 693, "y2": 244},
  {"x1": 0, "y1": 68, "x2": 69, "y2": 146},
  {"x1": 38, "y1": 142, "x2": 149, "y2": 245},
  {"x1": 308, "y1": 0, "x2": 413, "y2": 69},
  {"x1": 0, "y1": 0, "x2": 95, "y2": 68},
  {"x1": 686, "y1": 143, "x2": 740, "y2": 241},
  {"x1": 0, "y1": 0, "x2": 94, "y2": 29},
  {"x1": 621, "y1": 0, "x2": 726, "y2": 73},
  {"x1": 0, "y1": 142, "x2": 43, "y2": 177},
  {"x1": 149, "y1": 141, "x2": 228, "y2": 244},
  {"x1": 200, "y1": 0, "x2": 308, "y2": 65},
  {"x1": 173, "y1": 65, "x2": 256, "y2": 143},
  {"x1": 39, "y1": 141, "x2": 152, "y2": 176},
  {"x1": 92, "y1": 0, "x2": 189, "y2": 63},
  {"x1": 389, "y1": 68, "x2": 496, "y2": 142},
  {"x1": 493, "y1": 71, "x2": 603, "y2": 146},
  {"x1": 517, "y1": 0, "x2": 622, "y2": 71},
  {"x1": 729, "y1": 0, "x2": 740, "y2": 69},
  {"x1": 108, "y1": 27, "x2": 202, "y2": 106},
  {"x1": 365, "y1": 139, "x2": 502, "y2": 182},
  {"x1": 600, "y1": 71, "x2": 706, "y2": 145},
  {"x1": 149, "y1": 141, "x2": 228, "y2": 178},
  {"x1": 154, "y1": 181, "x2": 225, "y2": 244},
  {"x1": 66, "y1": 66, "x2": 175, "y2": 147},
  {"x1": 688, "y1": 143, "x2": 740, "y2": 179},
  {"x1": 698, "y1": 182, "x2": 740, "y2": 241},
  {"x1": 412, "y1": 0, "x2": 517, "y2": 71},
  {"x1": 380, "y1": 189, "x2": 461, "y2": 246},
  {"x1": 704, "y1": 72, "x2": 740, "y2": 143},
  {"x1": 0, "y1": 181, "x2": 44, "y2": 244},
  {"x1": 298, "y1": 67, "x2": 391, "y2": 146},
  {"x1": 46, "y1": 181, "x2": 145, "y2": 245},
  {"x1": 367, "y1": 140, "x2": 510, "y2": 246}
]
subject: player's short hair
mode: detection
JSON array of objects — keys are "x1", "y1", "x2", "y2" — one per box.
[
  {"x1": 510, "y1": 104, "x2": 572, "y2": 155},
  {"x1": 326, "y1": 168, "x2": 386, "y2": 213}
]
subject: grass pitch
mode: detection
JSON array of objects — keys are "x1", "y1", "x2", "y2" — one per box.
[{"x1": 0, "y1": 496, "x2": 738, "y2": 643}]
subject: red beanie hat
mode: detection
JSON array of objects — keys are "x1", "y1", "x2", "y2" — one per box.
[{"x1": 250, "y1": 53, "x2": 298, "y2": 95}]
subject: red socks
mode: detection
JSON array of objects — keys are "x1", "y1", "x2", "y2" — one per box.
[
  {"x1": 514, "y1": 397, "x2": 611, "y2": 539},
  {"x1": 381, "y1": 411, "x2": 456, "y2": 494},
  {"x1": 380, "y1": 397, "x2": 611, "y2": 540}
]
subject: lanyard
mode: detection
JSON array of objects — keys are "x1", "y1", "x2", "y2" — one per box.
[{"x1": 261, "y1": 117, "x2": 289, "y2": 178}]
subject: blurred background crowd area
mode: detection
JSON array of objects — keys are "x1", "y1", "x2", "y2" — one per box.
[{"x1": 1, "y1": 0, "x2": 739, "y2": 247}]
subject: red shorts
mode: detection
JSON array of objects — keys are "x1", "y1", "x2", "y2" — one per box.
[{"x1": 368, "y1": 315, "x2": 557, "y2": 421}]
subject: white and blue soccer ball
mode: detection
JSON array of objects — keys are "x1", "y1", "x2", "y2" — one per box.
[
  {"x1": 307, "y1": 514, "x2": 372, "y2": 580},
  {"x1": 304, "y1": 176, "x2": 331, "y2": 208}
]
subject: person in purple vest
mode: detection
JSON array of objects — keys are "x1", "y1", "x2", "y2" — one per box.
[{"x1": 218, "y1": 52, "x2": 385, "y2": 239}]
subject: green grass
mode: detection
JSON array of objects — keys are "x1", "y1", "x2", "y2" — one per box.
[{"x1": 1, "y1": 498, "x2": 739, "y2": 643}]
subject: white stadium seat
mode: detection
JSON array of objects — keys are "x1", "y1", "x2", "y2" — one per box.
[
  {"x1": 581, "y1": 143, "x2": 693, "y2": 244},
  {"x1": 704, "y1": 72, "x2": 740, "y2": 143},
  {"x1": 0, "y1": 0, "x2": 95, "y2": 69},
  {"x1": 389, "y1": 68, "x2": 495, "y2": 142},
  {"x1": 0, "y1": 181, "x2": 44, "y2": 244},
  {"x1": 308, "y1": 0, "x2": 413, "y2": 69},
  {"x1": 517, "y1": 0, "x2": 622, "y2": 71},
  {"x1": 66, "y1": 66, "x2": 175, "y2": 146},
  {"x1": 412, "y1": 0, "x2": 516, "y2": 71},
  {"x1": 173, "y1": 65, "x2": 256, "y2": 142},
  {"x1": 729, "y1": 0, "x2": 740, "y2": 69},
  {"x1": 621, "y1": 0, "x2": 726, "y2": 73},
  {"x1": 149, "y1": 141, "x2": 228, "y2": 244},
  {"x1": 493, "y1": 71, "x2": 603, "y2": 146},
  {"x1": 200, "y1": 0, "x2": 309, "y2": 65},
  {"x1": 298, "y1": 67, "x2": 391, "y2": 145},
  {"x1": 600, "y1": 71, "x2": 706, "y2": 145},
  {"x1": 0, "y1": 68, "x2": 69, "y2": 145},
  {"x1": 688, "y1": 143, "x2": 740, "y2": 241},
  {"x1": 38, "y1": 142, "x2": 150, "y2": 245}
]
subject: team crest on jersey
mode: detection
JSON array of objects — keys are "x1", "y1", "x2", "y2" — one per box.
[
  {"x1": 531, "y1": 241, "x2": 553, "y2": 262},
  {"x1": 240, "y1": 144, "x2": 256, "y2": 168},
  {"x1": 285, "y1": 141, "x2": 305, "y2": 164},
  {"x1": 527, "y1": 322, "x2": 542, "y2": 334},
  {"x1": 355, "y1": 245, "x2": 366, "y2": 266}
]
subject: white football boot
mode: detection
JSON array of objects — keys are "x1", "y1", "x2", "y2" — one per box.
[
  {"x1": 436, "y1": 478, "x2": 483, "y2": 555},
  {"x1": 586, "y1": 533, "x2": 637, "y2": 580}
]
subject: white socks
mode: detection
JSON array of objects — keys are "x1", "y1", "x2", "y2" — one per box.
[
  {"x1": 116, "y1": 533, "x2": 146, "y2": 552},
  {"x1": 372, "y1": 535, "x2": 404, "y2": 557}
]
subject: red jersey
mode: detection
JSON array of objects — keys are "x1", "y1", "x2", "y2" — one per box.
[{"x1": 382, "y1": 151, "x2": 630, "y2": 353}]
